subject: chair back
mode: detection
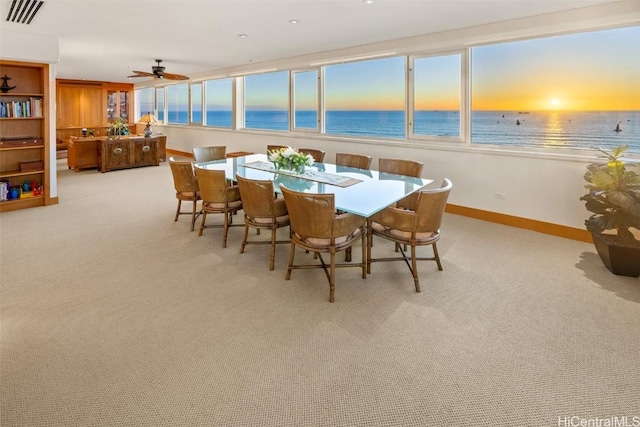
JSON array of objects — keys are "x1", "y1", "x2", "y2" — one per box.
[
  {"x1": 299, "y1": 148, "x2": 326, "y2": 163},
  {"x1": 236, "y1": 175, "x2": 278, "y2": 218},
  {"x1": 335, "y1": 153, "x2": 372, "y2": 169},
  {"x1": 169, "y1": 157, "x2": 198, "y2": 193},
  {"x1": 378, "y1": 158, "x2": 423, "y2": 178},
  {"x1": 281, "y1": 186, "x2": 336, "y2": 239},
  {"x1": 192, "y1": 146, "x2": 227, "y2": 162},
  {"x1": 194, "y1": 167, "x2": 229, "y2": 203},
  {"x1": 267, "y1": 145, "x2": 288, "y2": 154},
  {"x1": 413, "y1": 179, "x2": 452, "y2": 232}
]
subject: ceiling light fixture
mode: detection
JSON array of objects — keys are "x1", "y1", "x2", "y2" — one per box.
[
  {"x1": 310, "y1": 52, "x2": 396, "y2": 66},
  {"x1": 289, "y1": 19, "x2": 299, "y2": 24},
  {"x1": 238, "y1": 34, "x2": 248, "y2": 38},
  {"x1": 362, "y1": 0, "x2": 374, "y2": 4}
]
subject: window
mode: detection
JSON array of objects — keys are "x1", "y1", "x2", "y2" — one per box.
[
  {"x1": 243, "y1": 71, "x2": 289, "y2": 131},
  {"x1": 204, "y1": 78, "x2": 233, "y2": 128},
  {"x1": 412, "y1": 54, "x2": 461, "y2": 138},
  {"x1": 148, "y1": 26, "x2": 639, "y2": 154},
  {"x1": 135, "y1": 87, "x2": 155, "y2": 121},
  {"x1": 190, "y1": 83, "x2": 202, "y2": 124},
  {"x1": 166, "y1": 83, "x2": 188, "y2": 124},
  {"x1": 156, "y1": 88, "x2": 165, "y2": 122},
  {"x1": 292, "y1": 70, "x2": 318, "y2": 131},
  {"x1": 471, "y1": 26, "x2": 640, "y2": 151},
  {"x1": 324, "y1": 56, "x2": 406, "y2": 139}
]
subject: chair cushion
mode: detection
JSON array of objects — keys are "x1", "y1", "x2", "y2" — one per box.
[
  {"x1": 203, "y1": 200, "x2": 242, "y2": 210},
  {"x1": 299, "y1": 227, "x2": 362, "y2": 247},
  {"x1": 176, "y1": 191, "x2": 199, "y2": 200},
  {"x1": 253, "y1": 214, "x2": 289, "y2": 225},
  {"x1": 371, "y1": 222, "x2": 434, "y2": 241}
]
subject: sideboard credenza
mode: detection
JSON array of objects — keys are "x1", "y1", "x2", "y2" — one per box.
[{"x1": 67, "y1": 135, "x2": 166, "y2": 172}]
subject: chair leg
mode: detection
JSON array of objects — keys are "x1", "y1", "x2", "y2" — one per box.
[
  {"x1": 191, "y1": 200, "x2": 198, "y2": 232},
  {"x1": 433, "y1": 242, "x2": 443, "y2": 271},
  {"x1": 174, "y1": 200, "x2": 182, "y2": 222},
  {"x1": 361, "y1": 227, "x2": 367, "y2": 278},
  {"x1": 285, "y1": 242, "x2": 296, "y2": 280},
  {"x1": 198, "y1": 212, "x2": 207, "y2": 236},
  {"x1": 240, "y1": 224, "x2": 250, "y2": 254},
  {"x1": 269, "y1": 227, "x2": 277, "y2": 271},
  {"x1": 366, "y1": 219, "x2": 373, "y2": 274},
  {"x1": 411, "y1": 244, "x2": 420, "y2": 293},
  {"x1": 345, "y1": 247, "x2": 352, "y2": 262},
  {"x1": 222, "y1": 210, "x2": 229, "y2": 248},
  {"x1": 329, "y1": 250, "x2": 336, "y2": 303}
]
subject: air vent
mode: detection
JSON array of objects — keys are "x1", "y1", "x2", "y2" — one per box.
[{"x1": 5, "y1": 0, "x2": 45, "y2": 24}]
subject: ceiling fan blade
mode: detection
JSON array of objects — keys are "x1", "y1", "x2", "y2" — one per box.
[
  {"x1": 128, "y1": 70, "x2": 155, "y2": 78},
  {"x1": 162, "y1": 72, "x2": 189, "y2": 81}
]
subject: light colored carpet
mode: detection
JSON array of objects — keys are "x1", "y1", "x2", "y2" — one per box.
[{"x1": 1, "y1": 159, "x2": 639, "y2": 427}]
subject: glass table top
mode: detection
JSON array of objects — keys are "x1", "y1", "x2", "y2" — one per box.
[{"x1": 194, "y1": 154, "x2": 432, "y2": 217}]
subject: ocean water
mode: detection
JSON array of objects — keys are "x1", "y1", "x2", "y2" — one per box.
[{"x1": 172, "y1": 110, "x2": 640, "y2": 152}]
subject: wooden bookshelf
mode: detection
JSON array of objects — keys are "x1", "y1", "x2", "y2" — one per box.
[{"x1": 0, "y1": 60, "x2": 52, "y2": 212}]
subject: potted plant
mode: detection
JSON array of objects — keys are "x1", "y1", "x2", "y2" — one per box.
[{"x1": 580, "y1": 145, "x2": 640, "y2": 277}]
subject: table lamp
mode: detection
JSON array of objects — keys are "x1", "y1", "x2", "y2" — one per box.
[{"x1": 138, "y1": 112, "x2": 159, "y2": 137}]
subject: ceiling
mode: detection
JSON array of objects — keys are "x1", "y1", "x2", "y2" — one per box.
[{"x1": 0, "y1": 0, "x2": 624, "y2": 84}]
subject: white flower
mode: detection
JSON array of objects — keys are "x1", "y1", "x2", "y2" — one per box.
[
  {"x1": 268, "y1": 151, "x2": 280, "y2": 162},
  {"x1": 282, "y1": 147, "x2": 296, "y2": 158}
]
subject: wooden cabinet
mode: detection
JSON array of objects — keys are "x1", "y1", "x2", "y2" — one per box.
[
  {"x1": 0, "y1": 60, "x2": 53, "y2": 212},
  {"x1": 67, "y1": 137, "x2": 99, "y2": 172},
  {"x1": 99, "y1": 137, "x2": 159, "y2": 173},
  {"x1": 106, "y1": 86, "x2": 131, "y2": 123},
  {"x1": 56, "y1": 80, "x2": 133, "y2": 140},
  {"x1": 56, "y1": 82, "x2": 104, "y2": 128},
  {"x1": 67, "y1": 136, "x2": 160, "y2": 173}
]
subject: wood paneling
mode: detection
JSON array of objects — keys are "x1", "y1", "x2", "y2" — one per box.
[{"x1": 56, "y1": 79, "x2": 133, "y2": 139}]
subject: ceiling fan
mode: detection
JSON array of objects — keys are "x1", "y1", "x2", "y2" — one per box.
[{"x1": 128, "y1": 59, "x2": 189, "y2": 81}]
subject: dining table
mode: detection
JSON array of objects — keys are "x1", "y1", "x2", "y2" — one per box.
[{"x1": 194, "y1": 153, "x2": 432, "y2": 218}]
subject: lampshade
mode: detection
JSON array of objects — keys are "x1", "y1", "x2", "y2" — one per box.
[
  {"x1": 138, "y1": 113, "x2": 159, "y2": 125},
  {"x1": 138, "y1": 112, "x2": 159, "y2": 138}
]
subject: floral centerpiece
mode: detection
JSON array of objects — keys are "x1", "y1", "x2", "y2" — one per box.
[
  {"x1": 268, "y1": 146, "x2": 314, "y2": 174},
  {"x1": 106, "y1": 117, "x2": 131, "y2": 139}
]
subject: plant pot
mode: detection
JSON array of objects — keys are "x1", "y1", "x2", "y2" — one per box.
[{"x1": 591, "y1": 233, "x2": 640, "y2": 278}]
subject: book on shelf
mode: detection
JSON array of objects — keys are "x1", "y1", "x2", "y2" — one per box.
[{"x1": 0, "y1": 97, "x2": 42, "y2": 118}]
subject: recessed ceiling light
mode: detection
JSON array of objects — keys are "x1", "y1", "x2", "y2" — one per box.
[
  {"x1": 289, "y1": 19, "x2": 299, "y2": 24},
  {"x1": 238, "y1": 34, "x2": 248, "y2": 38},
  {"x1": 362, "y1": 0, "x2": 373, "y2": 3}
]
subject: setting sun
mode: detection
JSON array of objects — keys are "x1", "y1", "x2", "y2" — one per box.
[{"x1": 551, "y1": 98, "x2": 559, "y2": 107}]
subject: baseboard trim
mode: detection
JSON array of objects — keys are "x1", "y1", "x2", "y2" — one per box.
[
  {"x1": 445, "y1": 204, "x2": 592, "y2": 243},
  {"x1": 164, "y1": 149, "x2": 592, "y2": 244}
]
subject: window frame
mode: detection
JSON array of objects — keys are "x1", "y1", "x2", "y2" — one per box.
[
  {"x1": 408, "y1": 49, "x2": 468, "y2": 144},
  {"x1": 290, "y1": 68, "x2": 321, "y2": 133},
  {"x1": 141, "y1": 24, "x2": 638, "y2": 154},
  {"x1": 203, "y1": 77, "x2": 235, "y2": 129},
  {"x1": 189, "y1": 82, "x2": 203, "y2": 126},
  {"x1": 242, "y1": 70, "x2": 291, "y2": 132}
]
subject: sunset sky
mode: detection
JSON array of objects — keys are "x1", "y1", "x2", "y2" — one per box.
[
  {"x1": 242, "y1": 25, "x2": 639, "y2": 112},
  {"x1": 471, "y1": 25, "x2": 640, "y2": 111}
]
